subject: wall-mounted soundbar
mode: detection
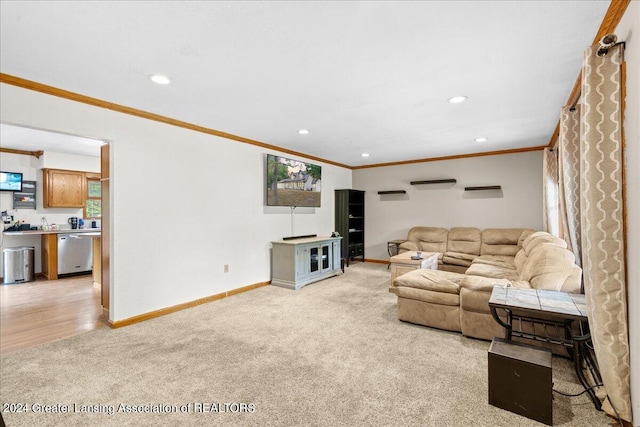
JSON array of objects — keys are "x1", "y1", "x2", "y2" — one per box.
[{"x1": 283, "y1": 234, "x2": 317, "y2": 241}]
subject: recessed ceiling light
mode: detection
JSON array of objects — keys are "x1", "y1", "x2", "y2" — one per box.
[
  {"x1": 361, "y1": 153, "x2": 370, "y2": 158},
  {"x1": 475, "y1": 137, "x2": 488, "y2": 143},
  {"x1": 447, "y1": 96, "x2": 467, "y2": 104},
  {"x1": 297, "y1": 129, "x2": 310, "y2": 135},
  {"x1": 149, "y1": 74, "x2": 171, "y2": 85}
]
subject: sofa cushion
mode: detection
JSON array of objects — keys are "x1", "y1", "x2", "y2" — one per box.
[
  {"x1": 533, "y1": 271, "x2": 582, "y2": 293},
  {"x1": 518, "y1": 229, "x2": 536, "y2": 247},
  {"x1": 522, "y1": 231, "x2": 568, "y2": 255},
  {"x1": 513, "y1": 249, "x2": 527, "y2": 270},
  {"x1": 514, "y1": 231, "x2": 562, "y2": 270},
  {"x1": 460, "y1": 276, "x2": 532, "y2": 293},
  {"x1": 513, "y1": 231, "x2": 565, "y2": 269},
  {"x1": 481, "y1": 228, "x2": 528, "y2": 257},
  {"x1": 460, "y1": 277, "x2": 533, "y2": 313},
  {"x1": 519, "y1": 243, "x2": 582, "y2": 292},
  {"x1": 392, "y1": 269, "x2": 464, "y2": 294},
  {"x1": 439, "y1": 264, "x2": 468, "y2": 274},
  {"x1": 464, "y1": 262, "x2": 520, "y2": 280},
  {"x1": 472, "y1": 254, "x2": 516, "y2": 269},
  {"x1": 459, "y1": 287, "x2": 492, "y2": 314},
  {"x1": 394, "y1": 287, "x2": 459, "y2": 306},
  {"x1": 404, "y1": 226, "x2": 448, "y2": 254},
  {"x1": 419, "y1": 240, "x2": 447, "y2": 253},
  {"x1": 443, "y1": 251, "x2": 477, "y2": 267},
  {"x1": 447, "y1": 227, "x2": 481, "y2": 255}
]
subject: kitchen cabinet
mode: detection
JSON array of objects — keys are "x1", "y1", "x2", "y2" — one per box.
[
  {"x1": 42, "y1": 168, "x2": 86, "y2": 208},
  {"x1": 41, "y1": 234, "x2": 58, "y2": 280},
  {"x1": 93, "y1": 236, "x2": 101, "y2": 285},
  {"x1": 100, "y1": 143, "x2": 109, "y2": 310},
  {"x1": 271, "y1": 236, "x2": 342, "y2": 290}
]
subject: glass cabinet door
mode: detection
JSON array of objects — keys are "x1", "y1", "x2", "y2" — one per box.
[
  {"x1": 309, "y1": 246, "x2": 319, "y2": 273},
  {"x1": 322, "y1": 244, "x2": 330, "y2": 270}
]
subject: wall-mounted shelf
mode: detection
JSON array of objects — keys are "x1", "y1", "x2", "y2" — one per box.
[
  {"x1": 13, "y1": 180, "x2": 36, "y2": 209},
  {"x1": 464, "y1": 185, "x2": 502, "y2": 191},
  {"x1": 410, "y1": 179, "x2": 457, "y2": 185},
  {"x1": 378, "y1": 190, "x2": 406, "y2": 195}
]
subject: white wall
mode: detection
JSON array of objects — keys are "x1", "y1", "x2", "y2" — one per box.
[
  {"x1": 41, "y1": 150, "x2": 100, "y2": 171},
  {"x1": 0, "y1": 151, "x2": 100, "y2": 274},
  {"x1": 353, "y1": 150, "x2": 543, "y2": 260},
  {"x1": 616, "y1": 2, "x2": 639, "y2": 424},
  {"x1": 0, "y1": 84, "x2": 352, "y2": 322}
]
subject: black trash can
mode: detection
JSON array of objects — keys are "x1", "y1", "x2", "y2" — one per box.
[{"x1": 2, "y1": 246, "x2": 35, "y2": 284}]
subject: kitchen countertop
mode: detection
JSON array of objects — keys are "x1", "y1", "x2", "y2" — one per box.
[{"x1": 2, "y1": 228, "x2": 102, "y2": 236}]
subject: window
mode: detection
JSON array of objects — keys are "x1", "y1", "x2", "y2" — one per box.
[{"x1": 85, "y1": 178, "x2": 101, "y2": 219}]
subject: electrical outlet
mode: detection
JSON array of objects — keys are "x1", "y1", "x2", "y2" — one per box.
[{"x1": 224, "y1": 264, "x2": 229, "y2": 273}]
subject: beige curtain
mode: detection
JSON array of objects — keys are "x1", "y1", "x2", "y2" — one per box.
[
  {"x1": 580, "y1": 43, "x2": 631, "y2": 422},
  {"x1": 542, "y1": 147, "x2": 559, "y2": 236},
  {"x1": 557, "y1": 106, "x2": 582, "y2": 266}
]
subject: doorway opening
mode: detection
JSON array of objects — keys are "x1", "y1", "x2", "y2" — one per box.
[{"x1": 0, "y1": 123, "x2": 110, "y2": 353}]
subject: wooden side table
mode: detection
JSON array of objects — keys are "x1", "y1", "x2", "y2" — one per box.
[{"x1": 389, "y1": 251, "x2": 439, "y2": 285}]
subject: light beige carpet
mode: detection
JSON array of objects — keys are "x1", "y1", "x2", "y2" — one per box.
[{"x1": 0, "y1": 263, "x2": 611, "y2": 426}]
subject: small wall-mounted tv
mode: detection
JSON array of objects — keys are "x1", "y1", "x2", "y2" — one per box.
[
  {"x1": 266, "y1": 154, "x2": 322, "y2": 207},
  {"x1": 0, "y1": 171, "x2": 23, "y2": 192}
]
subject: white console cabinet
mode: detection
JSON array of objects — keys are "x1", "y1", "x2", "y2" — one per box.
[{"x1": 271, "y1": 236, "x2": 342, "y2": 290}]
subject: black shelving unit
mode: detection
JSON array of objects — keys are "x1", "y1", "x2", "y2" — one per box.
[{"x1": 335, "y1": 189, "x2": 365, "y2": 266}]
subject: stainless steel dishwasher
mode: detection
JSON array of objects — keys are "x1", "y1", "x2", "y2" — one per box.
[{"x1": 58, "y1": 233, "x2": 93, "y2": 275}]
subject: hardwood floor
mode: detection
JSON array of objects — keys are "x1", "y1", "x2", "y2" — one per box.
[{"x1": 0, "y1": 274, "x2": 107, "y2": 355}]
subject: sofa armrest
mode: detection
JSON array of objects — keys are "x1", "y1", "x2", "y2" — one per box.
[{"x1": 399, "y1": 241, "x2": 418, "y2": 252}]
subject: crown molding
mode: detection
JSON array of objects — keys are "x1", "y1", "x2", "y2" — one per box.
[
  {"x1": 351, "y1": 146, "x2": 545, "y2": 170},
  {"x1": 0, "y1": 147, "x2": 44, "y2": 158}
]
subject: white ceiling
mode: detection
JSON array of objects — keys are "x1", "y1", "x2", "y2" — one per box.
[
  {"x1": 0, "y1": 123, "x2": 104, "y2": 158},
  {"x1": 0, "y1": 1, "x2": 610, "y2": 167}
]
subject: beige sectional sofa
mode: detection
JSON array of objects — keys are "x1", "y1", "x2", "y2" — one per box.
[
  {"x1": 398, "y1": 226, "x2": 533, "y2": 273},
  {"x1": 390, "y1": 227, "x2": 582, "y2": 342}
]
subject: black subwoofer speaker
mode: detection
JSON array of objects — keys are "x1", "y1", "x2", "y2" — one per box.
[{"x1": 488, "y1": 338, "x2": 553, "y2": 425}]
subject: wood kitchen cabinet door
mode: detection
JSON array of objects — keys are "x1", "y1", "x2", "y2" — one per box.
[{"x1": 43, "y1": 168, "x2": 86, "y2": 208}]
